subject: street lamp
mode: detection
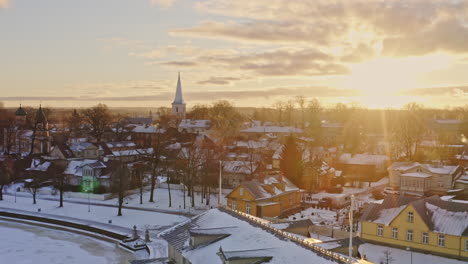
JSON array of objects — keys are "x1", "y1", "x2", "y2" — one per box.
[
  {"x1": 406, "y1": 247, "x2": 413, "y2": 264},
  {"x1": 83, "y1": 179, "x2": 91, "y2": 212}
]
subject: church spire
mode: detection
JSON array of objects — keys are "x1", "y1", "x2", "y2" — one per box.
[{"x1": 173, "y1": 72, "x2": 184, "y2": 104}]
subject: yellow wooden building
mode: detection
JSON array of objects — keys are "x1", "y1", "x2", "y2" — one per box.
[
  {"x1": 226, "y1": 175, "x2": 302, "y2": 218},
  {"x1": 360, "y1": 195, "x2": 468, "y2": 261}
]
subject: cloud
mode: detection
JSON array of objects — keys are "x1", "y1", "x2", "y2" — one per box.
[
  {"x1": 149, "y1": 0, "x2": 175, "y2": 8},
  {"x1": 161, "y1": 48, "x2": 350, "y2": 76},
  {"x1": 160, "y1": 61, "x2": 199, "y2": 67},
  {"x1": 382, "y1": 18, "x2": 468, "y2": 56},
  {"x1": 171, "y1": 20, "x2": 344, "y2": 45},
  {"x1": 0, "y1": 86, "x2": 360, "y2": 103},
  {"x1": 0, "y1": 0, "x2": 9, "y2": 8},
  {"x1": 173, "y1": 0, "x2": 468, "y2": 57},
  {"x1": 197, "y1": 76, "x2": 242, "y2": 85},
  {"x1": 402, "y1": 86, "x2": 468, "y2": 97}
]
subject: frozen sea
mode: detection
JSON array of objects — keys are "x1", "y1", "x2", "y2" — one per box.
[{"x1": 0, "y1": 220, "x2": 135, "y2": 264}]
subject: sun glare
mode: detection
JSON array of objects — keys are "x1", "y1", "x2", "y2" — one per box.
[{"x1": 345, "y1": 54, "x2": 454, "y2": 96}]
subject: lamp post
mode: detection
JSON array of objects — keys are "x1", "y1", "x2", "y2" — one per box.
[
  {"x1": 218, "y1": 160, "x2": 222, "y2": 206},
  {"x1": 406, "y1": 247, "x2": 413, "y2": 264},
  {"x1": 348, "y1": 194, "x2": 355, "y2": 264},
  {"x1": 84, "y1": 179, "x2": 91, "y2": 212}
]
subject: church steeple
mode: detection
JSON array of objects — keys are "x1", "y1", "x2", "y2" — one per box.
[
  {"x1": 171, "y1": 72, "x2": 186, "y2": 118},
  {"x1": 173, "y1": 72, "x2": 184, "y2": 104}
]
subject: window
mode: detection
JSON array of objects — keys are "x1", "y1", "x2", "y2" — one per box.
[
  {"x1": 407, "y1": 230, "x2": 413, "y2": 241},
  {"x1": 408, "y1": 212, "x2": 414, "y2": 223},
  {"x1": 239, "y1": 187, "x2": 244, "y2": 196},
  {"x1": 392, "y1": 228, "x2": 398, "y2": 239},
  {"x1": 246, "y1": 203, "x2": 251, "y2": 214},
  {"x1": 289, "y1": 194, "x2": 293, "y2": 205},
  {"x1": 232, "y1": 200, "x2": 237, "y2": 210},
  {"x1": 377, "y1": 225, "x2": 383, "y2": 237},
  {"x1": 422, "y1": 232, "x2": 429, "y2": 244},
  {"x1": 465, "y1": 239, "x2": 468, "y2": 251},
  {"x1": 438, "y1": 234, "x2": 445, "y2": 247}
]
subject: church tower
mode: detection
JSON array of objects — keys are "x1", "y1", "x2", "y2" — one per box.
[
  {"x1": 33, "y1": 105, "x2": 52, "y2": 154},
  {"x1": 171, "y1": 72, "x2": 186, "y2": 118}
]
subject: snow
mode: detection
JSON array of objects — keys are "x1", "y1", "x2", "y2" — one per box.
[
  {"x1": 131, "y1": 125, "x2": 164, "y2": 134},
  {"x1": 179, "y1": 119, "x2": 211, "y2": 129},
  {"x1": 401, "y1": 172, "x2": 432, "y2": 178},
  {"x1": 434, "y1": 119, "x2": 462, "y2": 124},
  {"x1": 0, "y1": 220, "x2": 135, "y2": 264},
  {"x1": 425, "y1": 202, "x2": 468, "y2": 236},
  {"x1": 241, "y1": 126, "x2": 303, "y2": 134},
  {"x1": 164, "y1": 209, "x2": 337, "y2": 264},
  {"x1": 287, "y1": 207, "x2": 337, "y2": 226},
  {"x1": 64, "y1": 159, "x2": 106, "y2": 176},
  {"x1": 339, "y1": 153, "x2": 389, "y2": 166},
  {"x1": 359, "y1": 243, "x2": 467, "y2": 264},
  {"x1": 0, "y1": 195, "x2": 188, "y2": 232},
  {"x1": 27, "y1": 159, "x2": 51, "y2": 172},
  {"x1": 223, "y1": 160, "x2": 257, "y2": 174}
]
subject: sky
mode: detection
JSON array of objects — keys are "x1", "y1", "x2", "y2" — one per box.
[{"x1": 1, "y1": 0, "x2": 468, "y2": 109}]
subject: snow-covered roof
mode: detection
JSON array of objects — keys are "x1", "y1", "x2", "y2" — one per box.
[
  {"x1": 320, "y1": 121, "x2": 343, "y2": 128},
  {"x1": 234, "y1": 140, "x2": 268, "y2": 149},
  {"x1": 64, "y1": 159, "x2": 107, "y2": 177},
  {"x1": 235, "y1": 175, "x2": 299, "y2": 200},
  {"x1": 434, "y1": 119, "x2": 462, "y2": 124},
  {"x1": 69, "y1": 142, "x2": 97, "y2": 152},
  {"x1": 179, "y1": 119, "x2": 211, "y2": 129},
  {"x1": 361, "y1": 195, "x2": 468, "y2": 236},
  {"x1": 241, "y1": 126, "x2": 303, "y2": 134},
  {"x1": 110, "y1": 148, "x2": 153, "y2": 157},
  {"x1": 426, "y1": 202, "x2": 468, "y2": 236},
  {"x1": 105, "y1": 141, "x2": 136, "y2": 149},
  {"x1": 160, "y1": 208, "x2": 337, "y2": 264},
  {"x1": 339, "y1": 153, "x2": 389, "y2": 166},
  {"x1": 388, "y1": 162, "x2": 460, "y2": 175},
  {"x1": 223, "y1": 160, "x2": 257, "y2": 175},
  {"x1": 130, "y1": 124, "x2": 165, "y2": 133},
  {"x1": 400, "y1": 172, "x2": 432, "y2": 178},
  {"x1": 27, "y1": 159, "x2": 51, "y2": 172}
]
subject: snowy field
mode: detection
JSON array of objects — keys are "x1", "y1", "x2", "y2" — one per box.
[
  {"x1": 0, "y1": 220, "x2": 135, "y2": 264},
  {"x1": 359, "y1": 243, "x2": 467, "y2": 264},
  {"x1": 0, "y1": 194, "x2": 188, "y2": 232}
]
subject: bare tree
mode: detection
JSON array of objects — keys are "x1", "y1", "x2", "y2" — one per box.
[
  {"x1": 112, "y1": 161, "x2": 131, "y2": 216},
  {"x1": 296, "y1": 95, "x2": 306, "y2": 128},
  {"x1": 0, "y1": 158, "x2": 13, "y2": 201},
  {"x1": 82, "y1": 104, "x2": 113, "y2": 143},
  {"x1": 273, "y1": 101, "x2": 285, "y2": 124},
  {"x1": 66, "y1": 109, "x2": 83, "y2": 137},
  {"x1": 148, "y1": 129, "x2": 168, "y2": 203},
  {"x1": 52, "y1": 163, "x2": 67, "y2": 207},
  {"x1": 380, "y1": 250, "x2": 394, "y2": 264},
  {"x1": 393, "y1": 103, "x2": 426, "y2": 161},
  {"x1": 113, "y1": 114, "x2": 131, "y2": 141}
]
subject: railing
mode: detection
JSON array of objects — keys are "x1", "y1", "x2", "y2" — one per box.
[{"x1": 219, "y1": 205, "x2": 359, "y2": 264}]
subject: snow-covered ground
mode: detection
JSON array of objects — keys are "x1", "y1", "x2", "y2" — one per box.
[
  {"x1": 359, "y1": 243, "x2": 467, "y2": 264},
  {"x1": 0, "y1": 194, "x2": 188, "y2": 232},
  {"x1": 5, "y1": 184, "x2": 227, "y2": 215},
  {"x1": 0, "y1": 220, "x2": 135, "y2": 264}
]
